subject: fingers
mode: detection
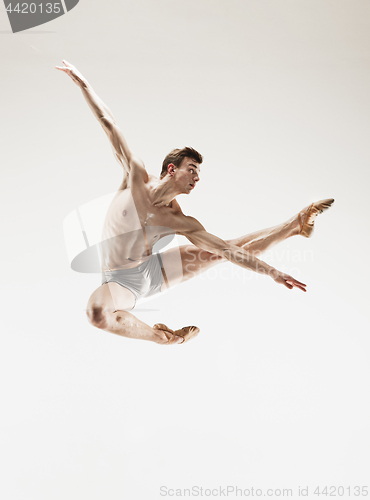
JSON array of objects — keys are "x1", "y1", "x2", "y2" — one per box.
[
  {"x1": 294, "y1": 277, "x2": 306, "y2": 287},
  {"x1": 294, "y1": 278, "x2": 307, "y2": 292},
  {"x1": 277, "y1": 273, "x2": 307, "y2": 292},
  {"x1": 285, "y1": 277, "x2": 307, "y2": 292},
  {"x1": 291, "y1": 281, "x2": 307, "y2": 292},
  {"x1": 55, "y1": 60, "x2": 73, "y2": 71}
]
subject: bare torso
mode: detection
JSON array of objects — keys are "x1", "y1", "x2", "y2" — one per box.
[{"x1": 100, "y1": 174, "x2": 188, "y2": 271}]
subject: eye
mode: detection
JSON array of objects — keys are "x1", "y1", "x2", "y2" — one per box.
[{"x1": 190, "y1": 169, "x2": 194, "y2": 173}]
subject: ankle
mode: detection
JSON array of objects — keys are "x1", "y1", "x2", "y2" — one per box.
[
  {"x1": 151, "y1": 328, "x2": 169, "y2": 344},
  {"x1": 289, "y1": 216, "x2": 301, "y2": 236}
]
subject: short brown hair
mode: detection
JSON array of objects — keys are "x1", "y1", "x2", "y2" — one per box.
[{"x1": 160, "y1": 147, "x2": 203, "y2": 179}]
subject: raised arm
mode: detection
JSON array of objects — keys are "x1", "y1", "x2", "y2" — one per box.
[
  {"x1": 182, "y1": 218, "x2": 307, "y2": 291},
  {"x1": 55, "y1": 60, "x2": 146, "y2": 179}
]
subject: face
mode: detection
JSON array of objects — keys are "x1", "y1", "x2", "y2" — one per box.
[{"x1": 168, "y1": 157, "x2": 200, "y2": 194}]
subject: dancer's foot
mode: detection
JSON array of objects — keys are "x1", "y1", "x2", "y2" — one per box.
[
  {"x1": 297, "y1": 199, "x2": 334, "y2": 238},
  {"x1": 153, "y1": 323, "x2": 200, "y2": 345}
]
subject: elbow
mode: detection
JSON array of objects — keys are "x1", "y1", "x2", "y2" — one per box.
[{"x1": 100, "y1": 115, "x2": 116, "y2": 130}]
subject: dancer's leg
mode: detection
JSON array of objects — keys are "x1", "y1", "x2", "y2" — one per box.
[
  {"x1": 86, "y1": 282, "x2": 184, "y2": 344},
  {"x1": 161, "y1": 215, "x2": 299, "y2": 289},
  {"x1": 228, "y1": 198, "x2": 334, "y2": 254},
  {"x1": 228, "y1": 216, "x2": 299, "y2": 256}
]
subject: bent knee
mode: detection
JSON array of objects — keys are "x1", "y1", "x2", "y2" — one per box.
[{"x1": 86, "y1": 305, "x2": 108, "y2": 329}]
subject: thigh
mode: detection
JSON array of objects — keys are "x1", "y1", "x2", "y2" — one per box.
[
  {"x1": 160, "y1": 244, "x2": 223, "y2": 290},
  {"x1": 87, "y1": 282, "x2": 136, "y2": 314}
]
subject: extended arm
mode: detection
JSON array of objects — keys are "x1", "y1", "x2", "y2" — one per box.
[
  {"x1": 183, "y1": 220, "x2": 306, "y2": 291},
  {"x1": 55, "y1": 60, "x2": 146, "y2": 178}
]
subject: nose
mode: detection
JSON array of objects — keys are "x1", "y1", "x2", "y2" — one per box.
[{"x1": 194, "y1": 174, "x2": 200, "y2": 182}]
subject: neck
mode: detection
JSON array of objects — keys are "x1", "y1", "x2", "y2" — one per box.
[{"x1": 151, "y1": 177, "x2": 180, "y2": 207}]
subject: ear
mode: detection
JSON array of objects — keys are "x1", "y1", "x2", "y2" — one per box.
[{"x1": 167, "y1": 163, "x2": 176, "y2": 176}]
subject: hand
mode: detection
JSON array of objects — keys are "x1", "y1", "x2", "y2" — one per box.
[
  {"x1": 273, "y1": 270, "x2": 307, "y2": 292},
  {"x1": 55, "y1": 60, "x2": 87, "y2": 87}
]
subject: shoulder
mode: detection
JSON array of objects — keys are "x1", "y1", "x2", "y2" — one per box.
[
  {"x1": 118, "y1": 157, "x2": 149, "y2": 189},
  {"x1": 129, "y1": 155, "x2": 149, "y2": 182},
  {"x1": 184, "y1": 215, "x2": 205, "y2": 232},
  {"x1": 169, "y1": 200, "x2": 205, "y2": 233},
  {"x1": 173, "y1": 213, "x2": 205, "y2": 235}
]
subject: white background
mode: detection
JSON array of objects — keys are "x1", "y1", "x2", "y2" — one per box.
[{"x1": 1, "y1": 1, "x2": 369, "y2": 498}]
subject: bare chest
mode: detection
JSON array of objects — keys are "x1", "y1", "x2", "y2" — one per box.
[{"x1": 102, "y1": 187, "x2": 179, "y2": 240}]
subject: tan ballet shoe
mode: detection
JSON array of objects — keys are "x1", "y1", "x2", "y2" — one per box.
[
  {"x1": 153, "y1": 323, "x2": 200, "y2": 345},
  {"x1": 298, "y1": 198, "x2": 335, "y2": 238}
]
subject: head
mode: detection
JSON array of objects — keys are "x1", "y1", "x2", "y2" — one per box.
[{"x1": 160, "y1": 147, "x2": 202, "y2": 193}]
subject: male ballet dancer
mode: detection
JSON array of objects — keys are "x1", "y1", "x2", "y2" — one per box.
[{"x1": 56, "y1": 60, "x2": 334, "y2": 345}]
